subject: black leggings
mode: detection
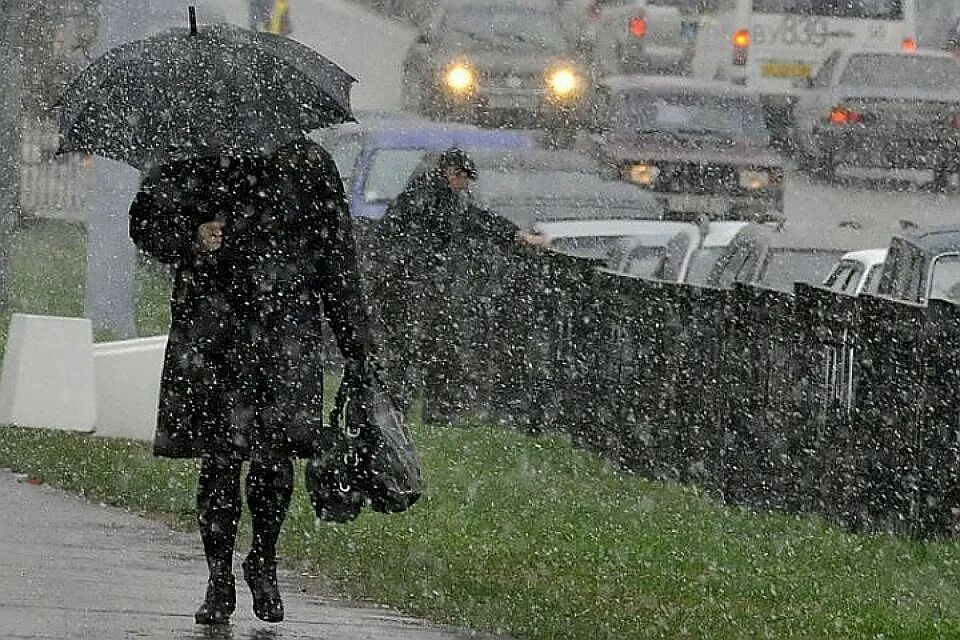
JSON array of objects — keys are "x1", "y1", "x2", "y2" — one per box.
[{"x1": 196, "y1": 455, "x2": 294, "y2": 575}]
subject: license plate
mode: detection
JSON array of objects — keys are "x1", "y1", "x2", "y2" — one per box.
[
  {"x1": 761, "y1": 62, "x2": 811, "y2": 78},
  {"x1": 487, "y1": 93, "x2": 537, "y2": 109},
  {"x1": 665, "y1": 194, "x2": 731, "y2": 216}
]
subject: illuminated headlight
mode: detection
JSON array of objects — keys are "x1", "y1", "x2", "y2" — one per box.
[
  {"x1": 627, "y1": 162, "x2": 660, "y2": 186},
  {"x1": 739, "y1": 169, "x2": 771, "y2": 189},
  {"x1": 547, "y1": 68, "x2": 580, "y2": 97},
  {"x1": 444, "y1": 64, "x2": 475, "y2": 93}
]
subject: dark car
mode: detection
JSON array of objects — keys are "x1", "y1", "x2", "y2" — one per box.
[
  {"x1": 400, "y1": 0, "x2": 591, "y2": 138},
  {"x1": 580, "y1": 75, "x2": 785, "y2": 222},
  {"x1": 876, "y1": 226, "x2": 960, "y2": 305},
  {"x1": 791, "y1": 49, "x2": 960, "y2": 187}
]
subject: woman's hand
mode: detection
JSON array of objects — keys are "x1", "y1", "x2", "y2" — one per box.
[{"x1": 196, "y1": 221, "x2": 225, "y2": 252}]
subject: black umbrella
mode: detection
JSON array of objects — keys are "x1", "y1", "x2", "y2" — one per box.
[{"x1": 56, "y1": 10, "x2": 356, "y2": 170}]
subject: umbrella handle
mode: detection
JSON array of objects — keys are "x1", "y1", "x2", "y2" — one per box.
[{"x1": 189, "y1": 6, "x2": 198, "y2": 35}]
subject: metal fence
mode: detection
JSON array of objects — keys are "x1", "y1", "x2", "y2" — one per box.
[{"x1": 373, "y1": 247, "x2": 960, "y2": 540}]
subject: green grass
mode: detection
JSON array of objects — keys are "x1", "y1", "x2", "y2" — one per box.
[
  {"x1": 3, "y1": 425, "x2": 960, "y2": 639},
  {"x1": 5, "y1": 220, "x2": 960, "y2": 638}
]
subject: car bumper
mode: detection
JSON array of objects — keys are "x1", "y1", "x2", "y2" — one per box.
[
  {"x1": 615, "y1": 42, "x2": 691, "y2": 73},
  {"x1": 814, "y1": 129, "x2": 960, "y2": 169},
  {"x1": 656, "y1": 191, "x2": 782, "y2": 220},
  {"x1": 442, "y1": 88, "x2": 587, "y2": 126}
]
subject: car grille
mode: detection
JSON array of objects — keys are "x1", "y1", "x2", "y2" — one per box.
[
  {"x1": 655, "y1": 162, "x2": 739, "y2": 194},
  {"x1": 481, "y1": 70, "x2": 540, "y2": 90}
]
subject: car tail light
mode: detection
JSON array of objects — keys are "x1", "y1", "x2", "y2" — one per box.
[
  {"x1": 901, "y1": 37, "x2": 917, "y2": 52},
  {"x1": 629, "y1": 16, "x2": 647, "y2": 38},
  {"x1": 732, "y1": 29, "x2": 749, "y2": 65},
  {"x1": 830, "y1": 107, "x2": 863, "y2": 125}
]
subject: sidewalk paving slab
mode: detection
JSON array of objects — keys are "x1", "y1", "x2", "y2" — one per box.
[{"x1": 0, "y1": 468, "x2": 502, "y2": 640}]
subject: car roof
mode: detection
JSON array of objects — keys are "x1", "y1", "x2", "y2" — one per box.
[
  {"x1": 318, "y1": 116, "x2": 534, "y2": 150},
  {"x1": 600, "y1": 74, "x2": 762, "y2": 99},
  {"x1": 535, "y1": 219, "x2": 692, "y2": 240},
  {"x1": 702, "y1": 221, "x2": 751, "y2": 248},
  {"x1": 460, "y1": 148, "x2": 599, "y2": 174},
  {"x1": 474, "y1": 171, "x2": 661, "y2": 213},
  {"x1": 895, "y1": 225, "x2": 960, "y2": 255},
  {"x1": 838, "y1": 248, "x2": 888, "y2": 265},
  {"x1": 840, "y1": 48, "x2": 958, "y2": 61}
]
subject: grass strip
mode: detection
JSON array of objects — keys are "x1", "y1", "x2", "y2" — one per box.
[{"x1": 2, "y1": 424, "x2": 960, "y2": 640}]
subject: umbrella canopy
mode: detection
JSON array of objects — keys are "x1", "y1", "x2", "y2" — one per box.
[{"x1": 57, "y1": 21, "x2": 356, "y2": 170}]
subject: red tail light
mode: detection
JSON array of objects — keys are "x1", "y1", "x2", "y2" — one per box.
[
  {"x1": 732, "y1": 29, "x2": 749, "y2": 65},
  {"x1": 629, "y1": 16, "x2": 647, "y2": 38},
  {"x1": 901, "y1": 37, "x2": 917, "y2": 52},
  {"x1": 830, "y1": 107, "x2": 863, "y2": 125}
]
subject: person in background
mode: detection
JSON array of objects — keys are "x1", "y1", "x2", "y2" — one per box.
[
  {"x1": 371, "y1": 148, "x2": 543, "y2": 425},
  {"x1": 128, "y1": 138, "x2": 368, "y2": 626}
]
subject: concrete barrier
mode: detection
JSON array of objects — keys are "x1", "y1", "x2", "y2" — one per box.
[
  {"x1": 0, "y1": 314, "x2": 97, "y2": 431},
  {"x1": 93, "y1": 335, "x2": 167, "y2": 441}
]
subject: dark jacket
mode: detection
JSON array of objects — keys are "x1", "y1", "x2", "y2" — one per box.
[
  {"x1": 129, "y1": 139, "x2": 366, "y2": 460},
  {"x1": 374, "y1": 169, "x2": 519, "y2": 288}
]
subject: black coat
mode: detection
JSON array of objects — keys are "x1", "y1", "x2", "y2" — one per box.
[
  {"x1": 373, "y1": 169, "x2": 519, "y2": 291},
  {"x1": 129, "y1": 139, "x2": 367, "y2": 460}
]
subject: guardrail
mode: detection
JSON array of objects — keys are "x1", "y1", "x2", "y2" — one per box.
[{"x1": 369, "y1": 247, "x2": 960, "y2": 539}]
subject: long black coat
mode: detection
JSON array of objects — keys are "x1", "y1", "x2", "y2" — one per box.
[{"x1": 129, "y1": 140, "x2": 367, "y2": 460}]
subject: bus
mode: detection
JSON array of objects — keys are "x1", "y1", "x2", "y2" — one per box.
[{"x1": 714, "y1": 0, "x2": 918, "y2": 134}]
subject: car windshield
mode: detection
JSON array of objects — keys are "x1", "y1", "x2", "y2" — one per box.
[
  {"x1": 440, "y1": 7, "x2": 567, "y2": 52},
  {"x1": 928, "y1": 254, "x2": 960, "y2": 303},
  {"x1": 362, "y1": 149, "x2": 428, "y2": 204},
  {"x1": 685, "y1": 247, "x2": 727, "y2": 285},
  {"x1": 309, "y1": 130, "x2": 361, "y2": 187},
  {"x1": 839, "y1": 55, "x2": 960, "y2": 90},
  {"x1": 495, "y1": 204, "x2": 653, "y2": 227},
  {"x1": 751, "y1": 0, "x2": 903, "y2": 20},
  {"x1": 613, "y1": 91, "x2": 768, "y2": 138}
]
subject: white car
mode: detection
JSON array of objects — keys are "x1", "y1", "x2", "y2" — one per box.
[
  {"x1": 822, "y1": 248, "x2": 887, "y2": 297},
  {"x1": 534, "y1": 219, "x2": 690, "y2": 264}
]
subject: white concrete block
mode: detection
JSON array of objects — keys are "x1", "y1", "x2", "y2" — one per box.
[
  {"x1": 0, "y1": 314, "x2": 96, "y2": 431},
  {"x1": 93, "y1": 336, "x2": 167, "y2": 441}
]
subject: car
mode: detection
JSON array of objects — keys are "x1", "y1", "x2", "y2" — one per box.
[
  {"x1": 558, "y1": 0, "x2": 698, "y2": 75},
  {"x1": 530, "y1": 218, "x2": 688, "y2": 262},
  {"x1": 703, "y1": 222, "x2": 846, "y2": 292},
  {"x1": 580, "y1": 75, "x2": 784, "y2": 221},
  {"x1": 875, "y1": 226, "x2": 960, "y2": 305},
  {"x1": 400, "y1": 0, "x2": 591, "y2": 137},
  {"x1": 822, "y1": 248, "x2": 887, "y2": 297},
  {"x1": 310, "y1": 115, "x2": 533, "y2": 220},
  {"x1": 790, "y1": 48, "x2": 960, "y2": 187},
  {"x1": 472, "y1": 167, "x2": 664, "y2": 228},
  {"x1": 605, "y1": 220, "x2": 751, "y2": 284}
]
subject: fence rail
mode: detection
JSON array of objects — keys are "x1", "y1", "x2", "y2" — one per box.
[{"x1": 370, "y1": 246, "x2": 960, "y2": 540}]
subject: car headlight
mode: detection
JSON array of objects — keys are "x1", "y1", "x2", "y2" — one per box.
[
  {"x1": 444, "y1": 63, "x2": 475, "y2": 93},
  {"x1": 547, "y1": 67, "x2": 580, "y2": 98},
  {"x1": 739, "y1": 169, "x2": 770, "y2": 189},
  {"x1": 626, "y1": 162, "x2": 659, "y2": 186}
]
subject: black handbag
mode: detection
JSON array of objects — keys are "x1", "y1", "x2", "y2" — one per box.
[{"x1": 305, "y1": 364, "x2": 421, "y2": 522}]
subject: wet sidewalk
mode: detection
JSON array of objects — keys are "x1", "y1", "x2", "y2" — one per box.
[{"x1": 0, "y1": 468, "x2": 496, "y2": 640}]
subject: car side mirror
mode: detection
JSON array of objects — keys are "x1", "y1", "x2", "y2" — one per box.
[{"x1": 415, "y1": 33, "x2": 430, "y2": 45}]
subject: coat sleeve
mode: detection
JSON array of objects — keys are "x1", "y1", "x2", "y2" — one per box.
[
  {"x1": 128, "y1": 177, "x2": 200, "y2": 264},
  {"x1": 472, "y1": 205, "x2": 520, "y2": 251},
  {"x1": 306, "y1": 145, "x2": 369, "y2": 363}
]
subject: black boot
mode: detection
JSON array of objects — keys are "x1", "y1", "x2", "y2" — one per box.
[
  {"x1": 194, "y1": 574, "x2": 236, "y2": 625},
  {"x1": 242, "y1": 554, "x2": 284, "y2": 622}
]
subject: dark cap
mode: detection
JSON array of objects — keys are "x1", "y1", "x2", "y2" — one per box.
[{"x1": 438, "y1": 147, "x2": 478, "y2": 179}]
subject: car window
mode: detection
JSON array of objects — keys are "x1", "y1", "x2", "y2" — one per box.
[
  {"x1": 549, "y1": 235, "x2": 631, "y2": 260},
  {"x1": 614, "y1": 91, "x2": 768, "y2": 138},
  {"x1": 759, "y1": 250, "x2": 840, "y2": 292},
  {"x1": 862, "y1": 263, "x2": 883, "y2": 295},
  {"x1": 685, "y1": 247, "x2": 726, "y2": 285},
  {"x1": 839, "y1": 54, "x2": 960, "y2": 90},
  {"x1": 928, "y1": 253, "x2": 960, "y2": 303},
  {"x1": 824, "y1": 260, "x2": 864, "y2": 295},
  {"x1": 440, "y1": 6, "x2": 567, "y2": 52},
  {"x1": 362, "y1": 149, "x2": 428, "y2": 204},
  {"x1": 811, "y1": 51, "x2": 841, "y2": 88},
  {"x1": 309, "y1": 129, "x2": 361, "y2": 187}
]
